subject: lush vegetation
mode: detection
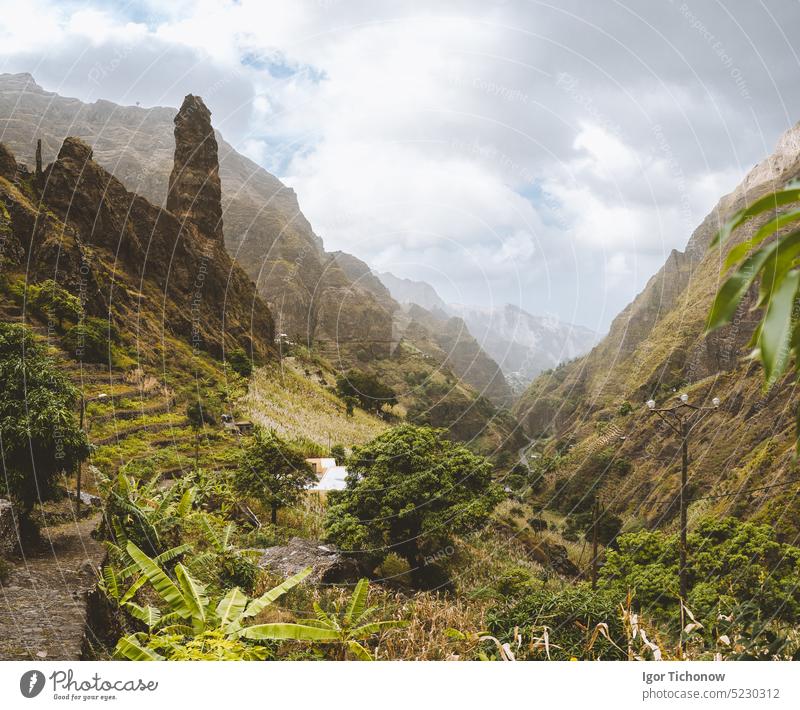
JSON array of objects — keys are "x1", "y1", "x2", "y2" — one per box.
[
  {"x1": 234, "y1": 427, "x2": 316, "y2": 524},
  {"x1": 324, "y1": 425, "x2": 502, "y2": 587},
  {"x1": 335, "y1": 369, "x2": 397, "y2": 414},
  {"x1": 0, "y1": 323, "x2": 89, "y2": 532}
]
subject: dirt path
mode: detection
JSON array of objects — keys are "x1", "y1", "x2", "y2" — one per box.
[{"x1": 0, "y1": 515, "x2": 105, "y2": 660}]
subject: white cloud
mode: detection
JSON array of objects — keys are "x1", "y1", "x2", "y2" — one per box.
[{"x1": 0, "y1": 0, "x2": 796, "y2": 330}]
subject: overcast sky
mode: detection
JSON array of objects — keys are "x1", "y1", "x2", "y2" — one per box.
[{"x1": 1, "y1": 0, "x2": 799, "y2": 332}]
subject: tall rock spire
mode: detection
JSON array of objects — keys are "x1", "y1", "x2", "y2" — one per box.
[{"x1": 166, "y1": 94, "x2": 224, "y2": 241}]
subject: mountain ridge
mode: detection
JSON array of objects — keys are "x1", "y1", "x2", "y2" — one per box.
[{"x1": 513, "y1": 119, "x2": 800, "y2": 531}]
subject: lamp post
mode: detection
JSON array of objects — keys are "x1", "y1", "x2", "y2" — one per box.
[
  {"x1": 76, "y1": 392, "x2": 106, "y2": 518},
  {"x1": 646, "y1": 394, "x2": 720, "y2": 608}
]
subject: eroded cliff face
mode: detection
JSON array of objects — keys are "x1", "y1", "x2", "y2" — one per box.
[
  {"x1": 0, "y1": 73, "x2": 389, "y2": 366},
  {"x1": 0, "y1": 92, "x2": 274, "y2": 363},
  {"x1": 514, "y1": 121, "x2": 800, "y2": 529},
  {"x1": 167, "y1": 95, "x2": 224, "y2": 243}
]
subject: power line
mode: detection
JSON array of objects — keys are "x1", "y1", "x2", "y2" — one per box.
[{"x1": 694, "y1": 476, "x2": 800, "y2": 501}]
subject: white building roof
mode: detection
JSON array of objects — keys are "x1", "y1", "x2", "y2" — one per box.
[{"x1": 309, "y1": 465, "x2": 349, "y2": 491}]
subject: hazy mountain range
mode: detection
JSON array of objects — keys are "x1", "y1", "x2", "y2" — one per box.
[{"x1": 377, "y1": 271, "x2": 599, "y2": 393}]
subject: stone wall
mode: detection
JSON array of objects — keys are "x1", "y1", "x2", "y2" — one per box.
[{"x1": 0, "y1": 498, "x2": 18, "y2": 557}]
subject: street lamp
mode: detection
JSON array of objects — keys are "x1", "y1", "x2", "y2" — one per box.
[
  {"x1": 76, "y1": 393, "x2": 107, "y2": 517},
  {"x1": 645, "y1": 393, "x2": 721, "y2": 616}
]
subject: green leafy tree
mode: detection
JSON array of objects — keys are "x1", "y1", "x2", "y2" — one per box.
[
  {"x1": 0, "y1": 323, "x2": 89, "y2": 534},
  {"x1": 707, "y1": 183, "x2": 800, "y2": 444},
  {"x1": 336, "y1": 369, "x2": 397, "y2": 414},
  {"x1": 227, "y1": 347, "x2": 253, "y2": 378},
  {"x1": 28, "y1": 279, "x2": 81, "y2": 330},
  {"x1": 234, "y1": 427, "x2": 316, "y2": 524},
  {"x1": 62, "y1": 316, "x2": 118, "y2": 363},
  {"x1": 600, "y1": 517, "x2": 800, "y2": 623},
  {"x1": 330, "y1": 444, "x2": 346, "y2": 461},
  {"x1": 324, "y1": 425, "x2": 502, "y2": 587}
]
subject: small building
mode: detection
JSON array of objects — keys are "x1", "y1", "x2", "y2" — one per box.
[
  {"x1": 313, "y1": 465, "x2": 348, "y2": 491},
  {"x1": 305, "y1": 457, "x2": 336, "y2": 476},
  {"x1": 305, "y1": 458, "x2": 348, "y2": 491},
  {"x1": 221, "y1": 414, "x2": 254, "y2": 435}
]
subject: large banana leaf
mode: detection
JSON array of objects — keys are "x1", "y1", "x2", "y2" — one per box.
[
  {"x1": 123, "y1": 602, "x2": 162, "y2": 629},
  {"x1": 351, "y1": 620, "x2": 409, "y2": 639},
  {"x1": 240, "y1": 623, "x2": 340, "y2": 642},
  {"x1": 347, "y1": 640, "x2": 373, "y2": 661},
  {"x1": 216, "y1": 587, "x2": 248, "y2": 632},
  {"x1": 238, "y1": 567, "x2": 312, "y2": 623},
  {"x1": 125, "y1": 541, "x2": 190, "y2": 618},
  {"x1": 706, "y1": 234, "x2": 791, "y2": 332},
  {"x1": 343, "y1": 578, "x2": 369, "y2": 627},
  {"x1": 114, "y1": 636, "x2": 164, "y2": 661},
  {"x1": 175, "y1": 564, "x2": 209, "y2": 634},
  {"x1": 119, "y1": 542, "x2": 192, "y2": 580},
  {"x1": 758, "y1": 269, "x2": 800, "y2": 383},
  {"x1": 119, "y1": 575, "x2": 147, "y2": 605},
  {"x1": 723, "y1": 208, "x2": 800, "y2": 269},
  {"x1": 101, "y1": 565, "x2": 120, "y2": 600},
  {"x1": 711, "y1": 186, "x2": 800, "y2": 248}
]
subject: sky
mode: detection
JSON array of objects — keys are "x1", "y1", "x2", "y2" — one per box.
[{"x1": 1, "y1": 1, "x2": 800, "y2": 333}]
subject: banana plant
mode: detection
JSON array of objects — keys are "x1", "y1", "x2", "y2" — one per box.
[
  {"x1": 113, "y1": 540, "x2": 315, "y2": 660},
  {"x1": 103, "y1": 471, "x2": 196, "y2": 555},
  {"x1": 708, "y1": 182, "x2": 800, "y2": 397},
  {"x1": 246, "y1": 578, "x2": 408, "y2": 660}
]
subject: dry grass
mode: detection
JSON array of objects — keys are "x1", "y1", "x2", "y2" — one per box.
[{"x1": 244, "y1": 358, "x2": 388, "y2": 449}]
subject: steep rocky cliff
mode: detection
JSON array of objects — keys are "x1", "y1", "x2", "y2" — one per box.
[
  {"x1": 0, "y1": 95, "x2": 274, "y2": 363},
  {"x1": 514, "y1": 122, "x2": 800, "y2": 534},
  {"x1": 0, "y1": 72, "x2": 388, "y2": 361},
  {"x1": 166, "y1": 94, "x2": 224, "y2": 243}
]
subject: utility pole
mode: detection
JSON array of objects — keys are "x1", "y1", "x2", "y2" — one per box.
[
  {"x1": 679, "y1": 418, "x2": 688, "y2": 602},
  {"x1": 76, "y1": 394, "x2": 85, "y2": 518},
  {"x1": 591, "y1": 497, "x2": 599, "y2": 590},
  {"x1": 647, "y1": 393, "x2": 721, "y2": 654}
]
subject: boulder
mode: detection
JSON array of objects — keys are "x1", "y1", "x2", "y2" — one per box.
[
  {"x1": 67, "y1": 490, "x2": 102, "y2": 508},
  {"x1": 0, "y1": 498, "x2": 19, "y2": 557},
  {"x1": 257, "y1": 537, "x2": 360, "y2": 584}
]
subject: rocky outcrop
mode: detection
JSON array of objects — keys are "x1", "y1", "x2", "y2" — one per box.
[
  {"x1": 166, "y1": 95, "x2": 224, "y2": 242},
  {"x1": 0, "y1": 142, "x2": 16, "y2": 180},
  {"x1": 0, "y1": 499, "x2": 18, "y2": 557},
  {"x1": 0, "y1": 111, "x2": 274, "y2": 361},
  {"x1": 257, "y1": 537, "x2": 360, "y2": 584},
  {"x1": 0, "y1": 74, "x2": 398, "y2": 363}
]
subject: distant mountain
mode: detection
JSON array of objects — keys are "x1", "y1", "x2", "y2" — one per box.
[
  {"x1": 449, "y1": 304, "x2": 599, "y2": 393},
  {"x1": 377, "y1": 271, "x2": 449, "y2": 314},
  {"x1": 336, "y1": 256, "x2": 513, "y2": 408},
  {"x1": 377, "y1": 271, "x2": 598, "y2": 393}
]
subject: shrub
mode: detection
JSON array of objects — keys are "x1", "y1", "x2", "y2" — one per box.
[
  {"x1": 336, "y1": 369, "x2": 397, "y2": 413},
  {"x1": 62, "y1": 316, "x2": 119, "y2": 363},
  {"x1": 330, "y1": 444, "x2": 346, "y2": 461},
  {"x1": 487, "y1": 584, "x2": 626, "y2": 660},
  {"x1": 234, "y1": 427, "x2": 316, "y2": 524},
  {"x1": 27, "y1": 279, "x2": 81, "y2": 330},
  {"x1": 0, "y1": 324, "x2": 89, "y2": 528},
  {"x1": 600, "y1": 517, "x2": 800, "y2": 623},
  {"x1": 227, "y1": 347, "x2": 253, "y2": 378}
]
